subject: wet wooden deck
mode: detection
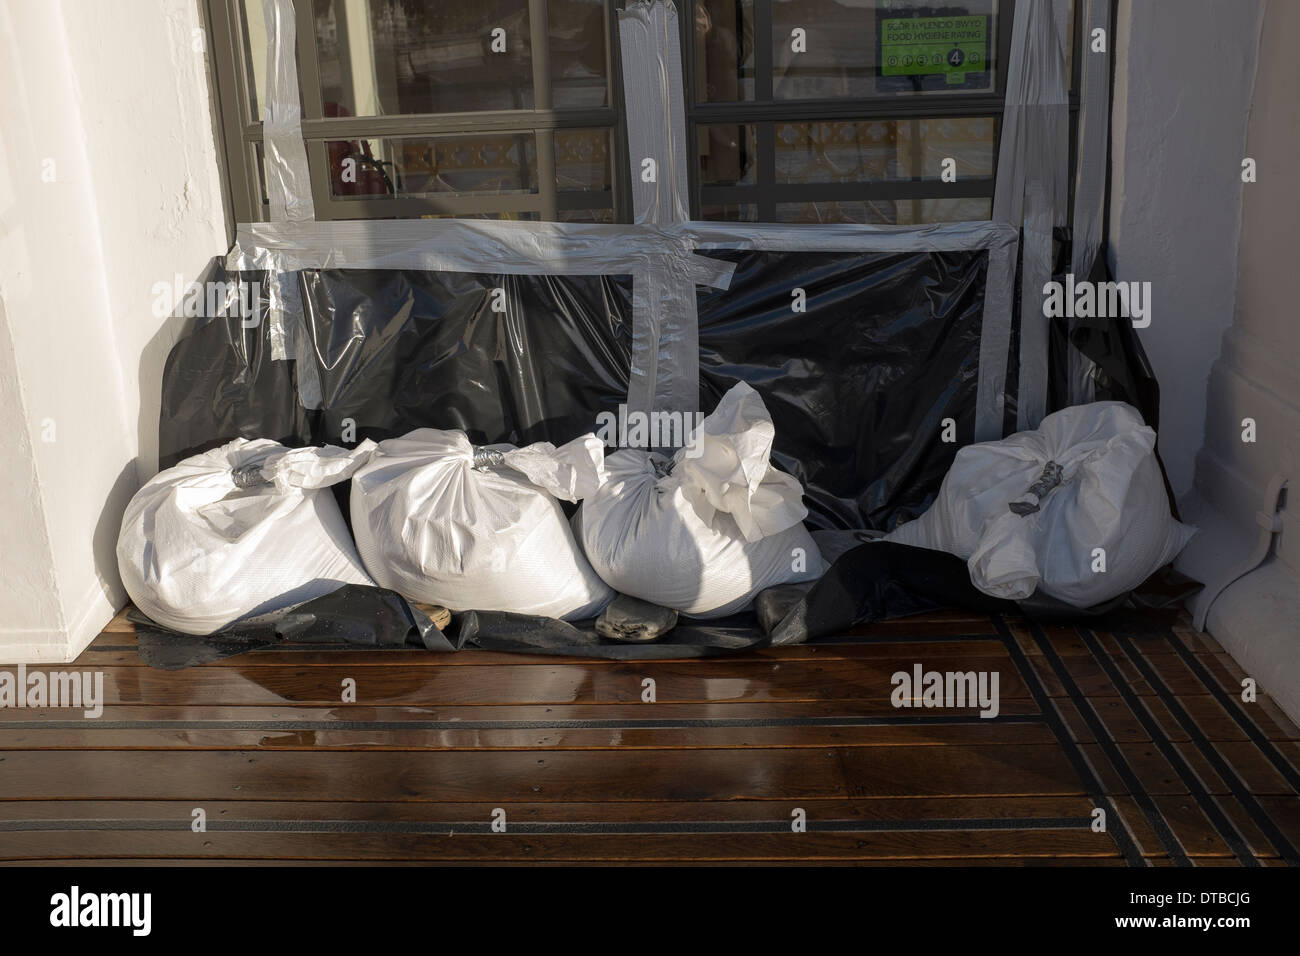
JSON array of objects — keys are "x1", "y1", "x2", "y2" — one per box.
[{"x1": 1, "y1": 608, "x2": 1297, "y2": 865}]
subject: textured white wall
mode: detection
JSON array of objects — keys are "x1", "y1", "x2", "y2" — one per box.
[
  {"x1": 0, "y1": 0, "x2": 227, "y2": 662},
  {"x1": 1194, "y1": 0, "x2": 1300, "y2": 569},
  {"x1": 1176, "y1": 0, "x2": 1300, "y2": 724},
  {"x1": 1107, "y1": 0, "x2": 1265, "y2": 499}
]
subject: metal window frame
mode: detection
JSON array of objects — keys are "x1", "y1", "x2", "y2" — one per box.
[
  {"x1": 205, "y1": 0, "x2": 629, "y2": 224},
  {"x1": 677, "y1": 0, "x2": 1084, "y2": 222}
]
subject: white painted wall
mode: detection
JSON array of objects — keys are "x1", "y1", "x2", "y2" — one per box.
[
  {"x1": 1176, "y1": 0, "x2": 1300, "y2": 723},
  {"x1": 0, "y1": 0, "x2": 227, "y2": 662},
  {"x1": 1107, "y1": 0, "x2": 1264, "y2": 500}
]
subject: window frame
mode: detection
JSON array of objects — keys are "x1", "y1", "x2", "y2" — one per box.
[{"x1": 205, "y1": 0, "x2": 632, "y2": 223}]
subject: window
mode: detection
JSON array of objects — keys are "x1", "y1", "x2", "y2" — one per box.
[
  {"x1": 686, "y1": 0, "x2": 1079, "y2": 224},
  {"x1": 207, "y1": 0, "x2": 628, "y2": 222},
  {"x1": 205, "y1": 0, "x2": 1080, "y2": 226}
]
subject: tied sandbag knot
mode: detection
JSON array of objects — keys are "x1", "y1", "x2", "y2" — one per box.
[
  {"x1": 472, "y1": 446, "x2": 506, "y2": 469},
  {"x1": 231, "y1": 462, "x2": 272, "y2": 488},
  {"x1": 1008, "y1": 461, "x2": 1063, "y2": 516}
]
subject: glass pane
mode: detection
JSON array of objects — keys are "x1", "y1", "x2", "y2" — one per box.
[
  {"x1": 775, "y1": 117, "x2": 995, "y2": 183},
  {"x1": 775, "y1": 196, "x2": 992, "y2": 225},
  {"x1": 558, "y1": 208, "x2": 615, "y2": 223},
  {"x1": 550, "y1": 0, "x2": 609, "y2": 108},
  {"x1": 694, "y1": 0, "x2": 755, "y2": 102},
  {"x1": 895, "y1": 196, "x2": 992, "y2": 224},
  {"x1": 555, "y1": 128, "x2": 612, "y2": 194},
  {"x1": 254, "y1": 141, "x2": 268, "y2": 205},
  {"x1": 323, "y1": 133, "x2": 538, "y2": 200},
  {"x1": 555, "y1": 126, "x2": 614, "y2": 224},
  {"x1": 775, "y1": 200, "x2": 898, "y2": 224},
  {"x1": 701, "y1": 203, "x2": 759, "y2": 222},
  {"x1": 698, "y1": 124, "x2": 758, "y2": 186},
  {"x1": 315, "y1": 0, "x2": 534, "y2": 116},
  {"x1": 772, "y1": 0, "x2": 999, "y2": 99}
]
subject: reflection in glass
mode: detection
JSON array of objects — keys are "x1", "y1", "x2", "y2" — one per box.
[
  {"x1": 698, "y1": 124, "x2": 758, "y2": 186},
  {"x1": 549, "y1": 0, "x2": 609, "y2": 108},
  {"x1": 694, "y1": 0, "x2": 755, "y2": 102},
  {"x1": 555, "y1": 128, "x2": 612, "y2": 194},
  {"x1": 701, "y1": 203, "x2": 759, "y2": 222},
  {"x1": 774, "y1": 197, "x2": 992, "y2": 224},
  {"x1": 315, "y1": 0, "x2": 534, "y2": 116},
  {"x1": 775, "y1": 117, "x2": 995, "y2": 183},
  {"x1": 325, "y1": 133, "x2": 539, "y2": 199}
]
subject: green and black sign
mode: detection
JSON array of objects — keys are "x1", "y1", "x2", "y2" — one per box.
[{"x1": 877, "y1": 14, "x2": 991, "y2": 89}]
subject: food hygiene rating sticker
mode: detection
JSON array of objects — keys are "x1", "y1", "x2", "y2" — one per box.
[{"x1": 880, "y1": 15, "x2": 988, "y2": 84}]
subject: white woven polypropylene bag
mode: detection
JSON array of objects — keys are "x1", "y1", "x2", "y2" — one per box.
[
  {"x1": 885, "y1": 401, "x2": 1196, "y2": 606},
  {"x1": 578, "y1": 382, "x2": 825, "y2": 618},
  {"x1": 117, "y1": 439, "x2": 377, "y2": 635},
  {"x1": 350, "y1": 429, "x2": 614, "y2": 620}
]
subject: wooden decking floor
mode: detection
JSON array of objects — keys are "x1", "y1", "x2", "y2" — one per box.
[{"x1": 1, "y1": 608, "x2": 1298, "y2": 865}]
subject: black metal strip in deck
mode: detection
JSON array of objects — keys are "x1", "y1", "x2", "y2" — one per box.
[
  {"x1": 1076, "y1": 628, "x2": 1257, "y2": 866},
  {"x1": 991, "y1": 615, "x2": 1147, "y2": 867}
]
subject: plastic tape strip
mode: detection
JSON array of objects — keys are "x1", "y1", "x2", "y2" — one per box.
[
  {"x1": 261, "y1": 0, "x2": 315, "y2": 223},
  {"x1": 1067, "y1": 0, "x2": 1113, "y2": 405},
  {"x1": 670, "y1": 220, "x2": 1019, "y2": 443},
  {"x1": 228, "y1": 219, "x2": 734, "y2": 418},
  {"x1": 994, "y1": 0, "x2": 1070, "y2": 431},
  {"x1": 619, "y1": 1, "x2": 690, "y2": 225}
]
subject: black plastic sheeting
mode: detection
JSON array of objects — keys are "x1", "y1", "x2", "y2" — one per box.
[
  {"x1": 129, "y1": 585, "x2": 449, "y2": 669},
  {"x1": 158, "y1": 269, "x2": 310, "y2": 469},
  {"x1": 129, "y1": 585, "x2": 769, "y2": 668},
  {"x1": 158, "y1": 263, "x2": 633, "y2": 468},
  {"x1": 298, "y1": 269, "x2": 633, "y2": 448},
  {"x1": 695, "y1": 248, "x2": 993, "y2": 532},
  {"x1": 764, "y1": 543, "x2": 1202, "y2": 646},
  {"x1": 1047, "y1": 228, "x2": 1161, "y2": 430}
]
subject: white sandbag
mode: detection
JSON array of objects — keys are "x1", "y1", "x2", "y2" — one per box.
[
  {"x1": 884, "y1": 401, "x2": 1195, "y2": 606},
  {"x1": 350, "y1": 429, "x2": 613, "y2": 620},
  {"x1": 117, "y1": 439, "x2": 377, "y2": 635},
  {"x1": 578, "y1": 382, "x2": 825, "y2": 618}
]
